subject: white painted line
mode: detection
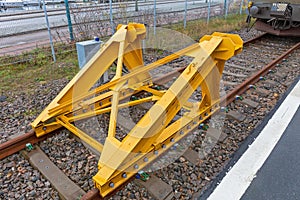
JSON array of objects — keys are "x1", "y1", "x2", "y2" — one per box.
[{"x1": 208, "y1": 80, "x2": 300, "y2": 200}]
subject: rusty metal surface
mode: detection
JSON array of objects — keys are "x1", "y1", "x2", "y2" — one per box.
[
  {"x1": 81, "y1": 176, "x2": 136, "y2": 200},
  {"x1": 0, "y1": 33, "x2": 271, "y2": 200},
  {"x1": 0, "y1": 65, "x2": 186, "y2": 162},
  {"x1": 80, "y1": 188, "x2": 103, "y2": 200},
  {"x1": 80, "y1": 34, "x2": 267, "y2": 200},
  {"x1": 0, "y1": 130, "x2": 52, "y2": 160},
  {"x1": 0, "y1": 33, "x2": 265, "y2": 159},
  {"x1": 222, "y1": 41, "x2": 300, "y2": 104},
  {"x1": 243, "y1": 32, "x2": 267, "y2": 45},
  {"x1": 152, "y1": 66, "x2": 186, "y2": 85},
  {"x1": 255, "y1": 21, "x2": 300, "y2": 37},
  {"x1": 152, "y1": 35, "x2": 265, "y2": 87}
]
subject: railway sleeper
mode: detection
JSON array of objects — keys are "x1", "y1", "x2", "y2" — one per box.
[{"x1": 30, "y1": 23, "x2": 243, "y2": 197}]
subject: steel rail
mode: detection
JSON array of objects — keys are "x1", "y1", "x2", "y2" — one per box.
[
  {"x1": 243, "y1": 32, "x2": 267, "y2": 45},
  {"x1": 0, "y1": 33, "x2": 265, "y2": 180},
  {"x1": 0, "y1": 130, "x2": 54, "y2": 160},
  {"x1": 222, "y1": 41, "x2": 300, "y2": 104},
  {"x1": 151, "y1": 33, "x2": 265, "y2": 86},
  {"x1": 3, "y1": 33, "x2": 297, "y2": 200},
  {"x1": 82, "y1": 35, "x2": 300, "y2": 200},
  {"x1": 80, "y1": 34, "x2": 269, "y2": 200},
  {"x1": 0, "y1": 0, "x2": 194, "y2": 17},
  {"x1": 0, "y1": 0, "x2": 207, "y2": 21},
  {"x1": 152, "y1": 35, "x2": 300, "y2": 107}
]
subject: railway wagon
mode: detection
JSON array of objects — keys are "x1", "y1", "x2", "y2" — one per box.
[{"x1": 248, "y1": 0, "x2": 300, "y2": 36}]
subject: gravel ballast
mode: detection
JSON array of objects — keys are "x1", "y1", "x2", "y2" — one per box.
[{"x1": 1, "y1": 28, "x2": 299, "y2": 199}]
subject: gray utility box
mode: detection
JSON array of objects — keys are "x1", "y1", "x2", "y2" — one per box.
[{"x1": 76, "y1": 39, "x2": 108, "y2": 84}]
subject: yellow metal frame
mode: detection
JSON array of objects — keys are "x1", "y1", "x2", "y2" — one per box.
[{"x1": 31, "y1": 23, "x2": 243, "y2": 197}]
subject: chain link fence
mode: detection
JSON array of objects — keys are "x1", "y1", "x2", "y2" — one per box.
[{"x1": 0, "y1": 0, "x2": 248, "y2": 66}]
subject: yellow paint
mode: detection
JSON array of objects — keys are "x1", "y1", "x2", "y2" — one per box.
[{"x1": 31, "y1": 23, "x2": 243, "y2": 197}]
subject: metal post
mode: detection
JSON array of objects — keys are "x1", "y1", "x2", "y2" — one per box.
[
  {"x1": 42, "y1": 0, "x2": 56, "y2": 62},
  {"x1": 207, "y1": 0, "x2": 211, "y2": 24},
  {"x1": 64, "y1": 0, "x2": 74, "y2": 41},
  {"x1": 239, "y1": 0, "x2": 243, "y2": 14},
  {"x1": 135, "y1": 0, "x2": 138, "y2": 11},
  {"x1": 153, "y1": 0, "x2": 156, "y2": 35},
  {"x1": 109, "y1": 0, "x2": 114, "y2": 34},
  {"x1": 184, "y1": 0, "x2": 187, "y2": 29},
  {"x1": 224, "y1": 0, "x2": 228, "y2": 18}
]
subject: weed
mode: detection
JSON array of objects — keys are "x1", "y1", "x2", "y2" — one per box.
[
  {"x1": 0, "y1": 44, "x2": 79, "y2": 94},
  {"x1": 166, "y1": 14, "x2": 247, "y2": 40},
  {"x1": 0, "y1": 13, "x2": 247, "y2": 95},
  {"x1": 34, "y1": 77, "x2": 45, "y2": 82}
]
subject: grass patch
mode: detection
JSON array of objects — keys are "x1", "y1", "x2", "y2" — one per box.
[
  {"x1": 165, "y1": 14, "x2": 248, "y2": 41},
  {"x1": 0, "y1": 44, "x2": 79, "y2": 94},
  {"x1": 0, "y1": 14, "x2": 247, "y2": 94}
]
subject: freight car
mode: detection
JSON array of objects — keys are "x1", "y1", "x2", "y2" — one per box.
[{"x1": 247, "y1": 0, "x2": 300, "y2": 36}]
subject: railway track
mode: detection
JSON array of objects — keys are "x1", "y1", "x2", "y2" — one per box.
[
  {"x1": 0, "y1": 0, "x2": 205, "y2": 21},
  {"x1": 0, "y1": 1, "x2": 221, "y2": 57},
  {"x1": 0, "y1": 2, "x2": 220, "y2": 39},
  {"x1": 1, "y1": 33, "x2": 300, "y2": 200}
]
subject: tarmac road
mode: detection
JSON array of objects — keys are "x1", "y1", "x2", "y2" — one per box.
[{"x1": 0, "y1": 0, "x2": 215, "y2": 55}]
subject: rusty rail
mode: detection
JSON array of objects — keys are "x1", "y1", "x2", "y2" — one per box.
[
  {"x1": 0, "y1": 130, "x2": 54, "y2": 160},
  {"x1": 2, "y1": 33, "x2": 290, "y2": 200},
  {"x1": 80, "y1": 34, "x2": 269, "y2": 199},
  {"x1": 222, "y1": 41, "x2": 300, "y2": 104},
  {"x1": 82, "y1": 35, "x2": 300, "y2": 200},
  {"x1": 243, "y1": 32, "x2": 267, "y2": 46},
  {"x1": 152, "y1": 34, "x2": 265, "y2": 86}
]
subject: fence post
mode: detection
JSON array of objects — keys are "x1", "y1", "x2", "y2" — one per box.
[
  {"x1": 42, "y1": 0, "x2": 56, "y2": 62},
  {"x1": 153, "y1": 0, "x2": 156, "y2": 35},
  {"x1": 184, "y1": 0, "x2": 187, "y2": 29},
  {"x1": 207, "y1": 0, "x2": 211, "y2": 24},
  {"x1": 224, "y1": 0, "x2": 228, "y2": 18},
  {"x1": 135, "y1": 0, "x2": 138, "y2": 11},
  {"x1": 64, "y1": 0, "x2": 74, "y2": 41},
  {"x1": 109, "y1": 0, "x2": 114, "y2": 34},
  {"x1": 38, "y1": 0, "x2": 41, "y2": 9},
  {"x1": 239, "y1": 0, "x2": 243, "y2": 14}
]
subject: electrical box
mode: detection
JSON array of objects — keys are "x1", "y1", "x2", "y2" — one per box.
[{"x1": 76, "y1": 39, "x2": 108, "y2": 84}]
